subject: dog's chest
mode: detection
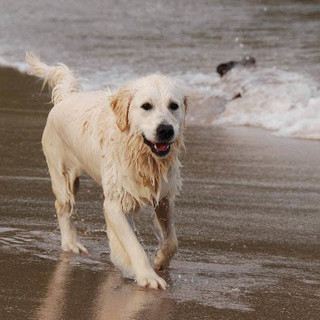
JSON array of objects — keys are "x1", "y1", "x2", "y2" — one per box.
[
  {"x1": 101, "y1": 149, "x2": 180, "y2": 213},
  {"x1": 122, "y1": 168, "x2": 172, "y2": 205}
]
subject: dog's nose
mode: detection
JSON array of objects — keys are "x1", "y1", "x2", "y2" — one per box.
[{"x1": 156, "y1": 124, "x2": 174, "y2": 141}]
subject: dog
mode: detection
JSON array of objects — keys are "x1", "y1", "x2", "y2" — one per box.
[{"x1": 26, "y1": 53, "x2": 188, "y2": 290}]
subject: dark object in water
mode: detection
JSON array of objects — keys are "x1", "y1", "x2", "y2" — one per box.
[
  {"x1": 216, "y1": 56, "x2": 256, "y2": 77},
  {"x1": 231, "y1": 93, "x2": 242, "y2": 100}
]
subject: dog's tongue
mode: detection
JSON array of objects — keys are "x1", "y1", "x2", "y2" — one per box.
[{"x1": 154, "y1": 142, "x2": 168, "y2": 151}]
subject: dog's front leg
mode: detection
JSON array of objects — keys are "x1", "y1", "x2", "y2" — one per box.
[
  {"x1": 153, "y1": 197, "x2": 178, "y2": 270},
  {"x1": 104, "y1": 198, "x2": 167, "y2": 290}
]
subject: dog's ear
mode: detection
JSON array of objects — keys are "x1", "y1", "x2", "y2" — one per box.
[
  {"x1": 182, "y1": 96, "x2": 189, "y2": 127},
  {"x1": 183, "y1": 96, "x2": 189, "y2": 116},
  {"x1": 110, "y1": 88, "x2": 132, "y2": 132}
]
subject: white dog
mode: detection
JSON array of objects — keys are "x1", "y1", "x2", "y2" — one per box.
[{"x1": 26, "y1": 53, "x2": 188, "y2": 289}]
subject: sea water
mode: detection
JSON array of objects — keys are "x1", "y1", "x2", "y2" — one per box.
[{"x1": 1, "y1": 0, "x2": 319, "y2": 139}]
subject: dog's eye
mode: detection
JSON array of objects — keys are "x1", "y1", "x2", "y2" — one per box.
[
  {"x1": 141, "y1": 103, "x2": 153, "y2": 111},
  {"x1": 169, "y1": 102, "x2": 179, "y2": 111}
]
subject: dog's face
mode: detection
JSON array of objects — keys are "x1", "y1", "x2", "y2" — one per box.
[{"x1": 111, "y1": 75, "x2": 187, "y2": 158}]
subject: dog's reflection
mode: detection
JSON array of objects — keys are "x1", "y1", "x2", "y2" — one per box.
[
  {"x1": 36, "y1": 253, "x2": 72, "y2": 320},
  {"x1": 94, "y1": 272, "x2": 172, "y2": 320},
  {"x1": 36, "y1": 254, "x2": 174, "y2": 320}
]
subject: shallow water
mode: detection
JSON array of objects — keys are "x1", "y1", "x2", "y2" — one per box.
[
  {"x1": 1, "y1": 68, "x2": 320, "y2": 319},
  {"x1": 1, "y1": 0, "x2": 320, "y2": 138}
]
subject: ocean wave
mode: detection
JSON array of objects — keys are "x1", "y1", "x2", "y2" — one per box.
[{"x1": 214, "y1": 68, "x2": 320, "y2": 140}]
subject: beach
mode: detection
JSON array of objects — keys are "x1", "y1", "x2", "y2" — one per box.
[{"x1": 0, "y1": 67, "x2": 319, "y2": 319}]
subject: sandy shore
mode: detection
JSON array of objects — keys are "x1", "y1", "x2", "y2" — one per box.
[{"x1": 0, "y1": 67, "x2": 319, "y2": 319}]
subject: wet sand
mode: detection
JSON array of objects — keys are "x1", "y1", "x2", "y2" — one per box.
[{"x1": 0, "y1": 67, "x2": 319, "y2": 319}]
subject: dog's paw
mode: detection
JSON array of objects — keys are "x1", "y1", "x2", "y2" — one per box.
[
  {"x1": 136, "y1": 270, "x2": 167, "y2": 290},
  {"x1": 154, "y1": 242, "x2": 177, "y2": 270},
  {"x1": 61, "y1": 241, "x2": 88, "y2": 254},
  {"x1": 154, "y1": 249, "x2": 170, "y2": 271}
]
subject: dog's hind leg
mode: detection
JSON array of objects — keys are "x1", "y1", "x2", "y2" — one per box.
[
  {"x1": 153, "y1": 197, "x2": 178, "y2": 270},
  {"x1": 46, "y1": 157, "x2": 87, "y2": 254}
]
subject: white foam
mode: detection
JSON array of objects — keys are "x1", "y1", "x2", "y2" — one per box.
[
  {"x1": 214, "y1": 67, "x2": 320, "y2": 140},
  {"x1": 175, "y1": 71, "x2": 227, "y2": 124},
  {"x1": 81, "y1": 69, "x2": 136, "y2": 92}
]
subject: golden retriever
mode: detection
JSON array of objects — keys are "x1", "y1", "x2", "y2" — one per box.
[{"x1": 26, "y1": 53, "x2": 187, "y2": 289}]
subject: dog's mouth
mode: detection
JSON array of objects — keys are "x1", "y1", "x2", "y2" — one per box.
[{"x1": 143, "y1": 135, "x2": 171, "y2": 157}]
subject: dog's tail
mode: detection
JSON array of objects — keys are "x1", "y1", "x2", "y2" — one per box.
[{"x1": 25, "y1": 52, "x2": 81, "y2": 104}]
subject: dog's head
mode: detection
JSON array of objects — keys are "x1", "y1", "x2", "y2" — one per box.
[{"x1": 111, "y1": 75, "x2": 188, "y2": 158}]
